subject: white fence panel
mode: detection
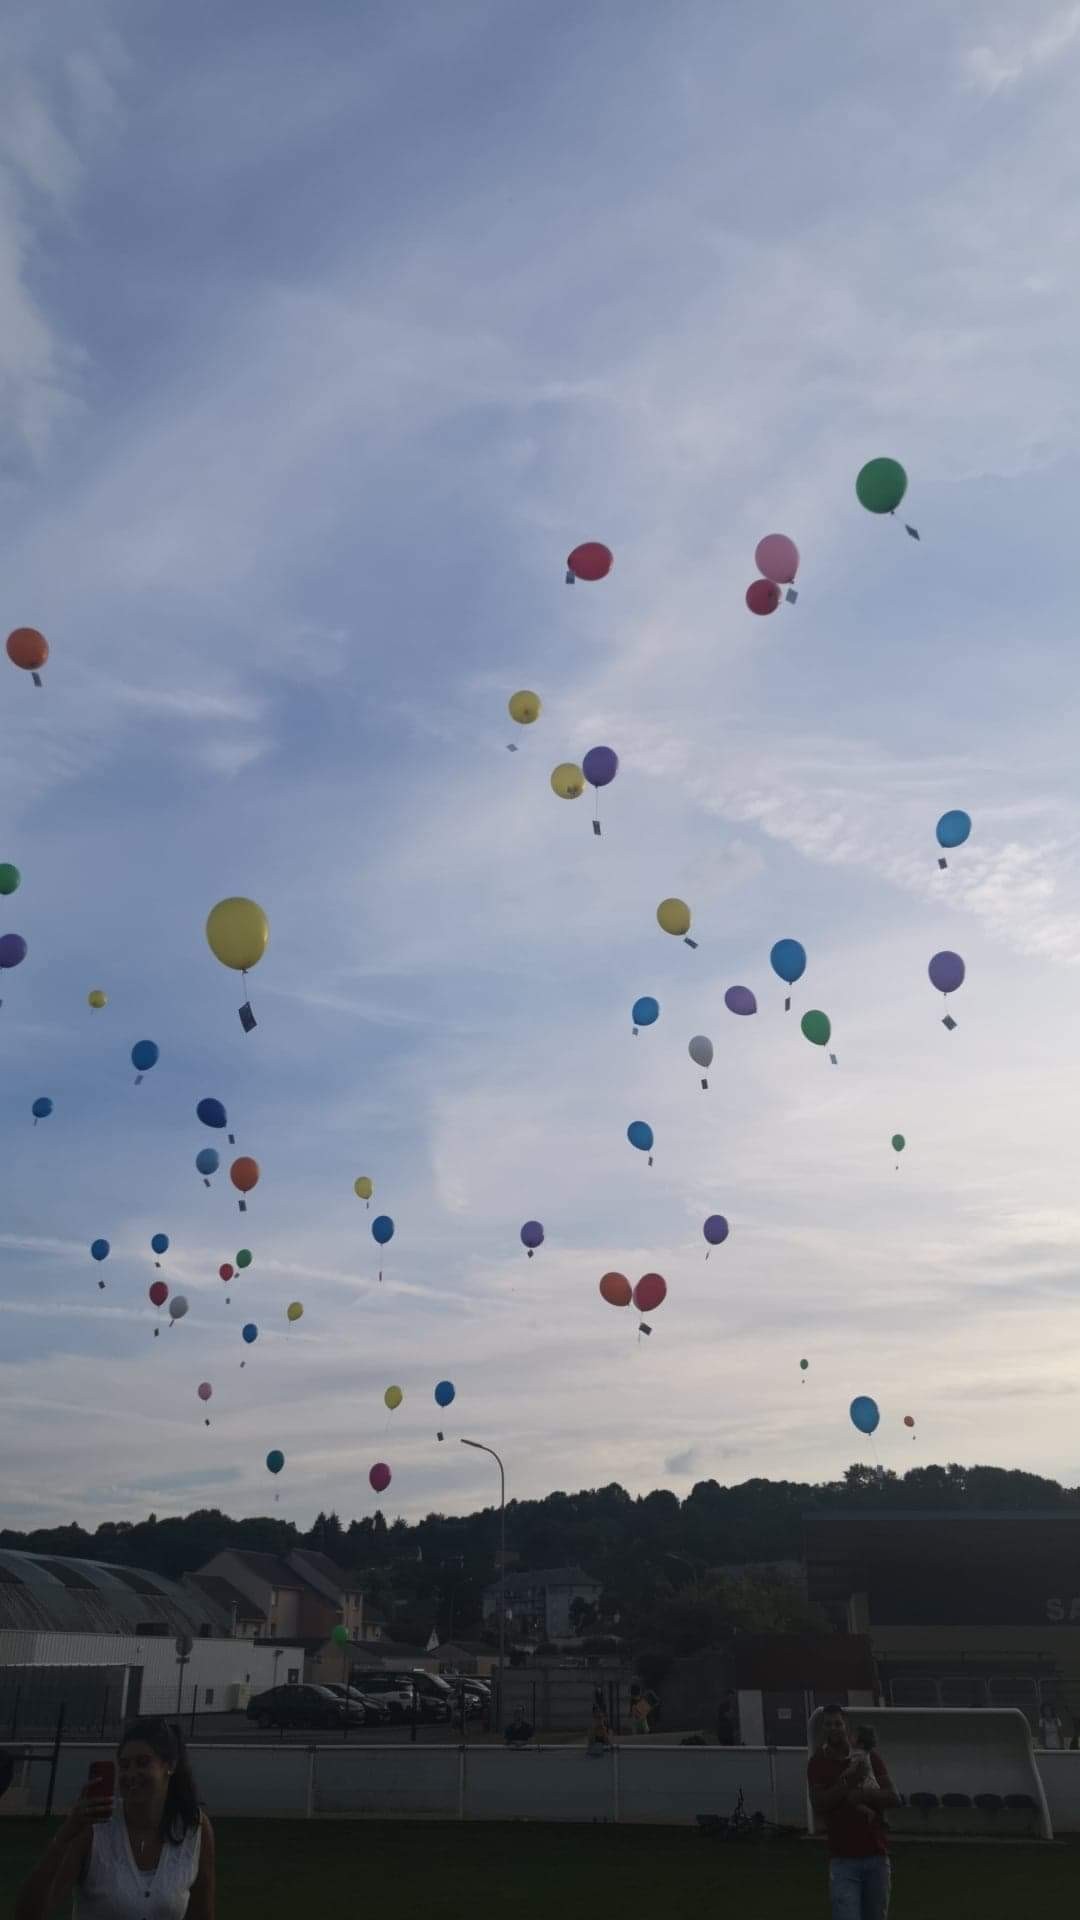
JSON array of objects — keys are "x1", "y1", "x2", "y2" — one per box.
[
  {"x1": 464, "y1": 1747, "x2": 616, "y2": 1822},
  {"x1": 617, "y1": 1746, "x2": 776, "y2": 1826},
  {"x1": 314, "y1": 1746, "x2": 459, "y2": 1818}
]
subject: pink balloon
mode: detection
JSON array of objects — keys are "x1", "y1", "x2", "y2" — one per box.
[
  {"x1": 754, "y1": 533, "x2": 799, "y2": 585},
  {"x1": 633, "y1": 1272, "x2": 667, "y2": 1313},
  {"x1": 745, "y1": 578, "x2": 780, "y2": 616},
  {"x1": 369, "y1": 1461, "x2": 391, "y2": 1493},
  {"x1": 197, "y1": 1382, "x2": 212, "y2": 1402}
]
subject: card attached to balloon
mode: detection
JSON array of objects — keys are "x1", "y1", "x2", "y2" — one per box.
[
  {"x1": 239, "y1": 1000, "x2": 257, "y2": 1033},
  {"x1": 943, "y1": 1015, "x2": 957, "y2": 1031}
]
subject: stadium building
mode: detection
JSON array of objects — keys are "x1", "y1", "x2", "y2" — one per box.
[{"x1": 805, "y1": 1510, "x2": 1080, "y2": 1727}]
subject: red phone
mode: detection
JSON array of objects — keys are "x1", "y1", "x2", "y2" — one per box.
[{"x1": 86, "y1": 1761, "x2": 115, "y2": 1819}]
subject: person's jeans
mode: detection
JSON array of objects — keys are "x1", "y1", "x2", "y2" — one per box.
[{"x1": 829, "y1": 1855, "x2": 891, "y2": 1919}]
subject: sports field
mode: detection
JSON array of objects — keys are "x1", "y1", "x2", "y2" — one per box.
[{"x1": 3, "y1": 1820, "x2": 1076, "y2": 1918}]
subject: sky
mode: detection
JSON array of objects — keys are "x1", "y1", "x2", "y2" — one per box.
[{"x1": 5, "y1": 0, "x2": 1080, "y2": 1535}]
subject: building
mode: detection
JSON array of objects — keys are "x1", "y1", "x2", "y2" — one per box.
[
  {"x1": 192, "y1": 1548, "x2": 365, "y2": 1645},
  {"x1": 483, "y1": 1566, "x2": 602, "y2": 1640},
  {"x1": 0, "y1": 1549, "x2": 303, "y2": 1722},
  {"x1": 805, "y1": 1509, "x2": 1080, "y2": 1726}
]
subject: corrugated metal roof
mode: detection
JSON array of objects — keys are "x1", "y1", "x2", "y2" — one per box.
[{"x1": 0, "y1": 1552, "x2": 229, "y2": 1636}]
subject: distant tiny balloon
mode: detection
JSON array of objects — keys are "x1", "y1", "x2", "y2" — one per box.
[
  {"x1": 631, "y1": 996, "x2": 659, "y2": 1032},
  {"x1": 745, "y1": 578, "x2": 781, "y2": 616},
  {"x1": 0, "y1": 934, "x2": 27, "y2": 970},
  {"x1": 582, "y1": 745, "x2": 618, "y2": 788},
  {"x1": 0, "y1": 864, "x2": 20, "y2": 896},
  {"x1": 197, "y1": 1382, "x2": 212, "y2": 1403},
  {"x1": 627, "y1": 1120, "x2": 654, "y2": 1155},
  {"x1": 197, "y1": 1098, "x2": 227, "y2": 1130},
  {"x1": 801, "y1": 1009, "x2": 832, "y2": 1048},
  {"x1": 769, "y1": 938, "x2": 807, "y2": 987},
  {"x1": 151, "y1": 1233, "x2": 169, "y2": 1257},
  {"x1": 550, "y1": 762, "x2": 585, "y2": 799},
  {"x1": 903, "y1": 1414, "x2": 915, "y2": 1429},
  {"x1": 633, "y1": 1272, "x2": 667, "y2": 1313},
  {"x1": 169, "y1": 1295, "x2": 189, "y2": 1322},
  {"x1": 688, "y1": 1035, "x2": 713, "y2": 1070},
  {"x1": 219, "y1": 1265, "x2": 234, "y2": 1283},
  {"x1": 936, "y1": 810, "x2": 971, "y2": 854},
  {"x1": 520, "y1": 1220, "x2": 544, "y2": 1255},
  {"x1": 703, "y1": 1215, "x2": 729, "y2": 1248},
  {"x1": 242, "y1": 1323, "x2": 258, "y2": 1344},
  {"x1": 369, "y1": 1461, "x2": 392, "y2": 1493},
  {"x1": 149, "y1": 1281, "x2": 168, "y2": 1309},
  {"x1": 384, "y1": 1385, "x2": 403, "y2": 1410},
  {"x1": 266, "y1": 1449, "x2": 284, "y2": 1474},
  {"x1": 372, "y1": 1215, "x2": 395, "y2": 1247},
  {"x1": 196, "y1": 1148, "x2": 220, "y2": 1183},
  {"x1": 656, "y1": 898, "x2": 692, "y2": 939},
  {"x1": 566, "y1": 541, "x2": 613, "y2": 583},
  {"x1": 90, "y1": 1239, "x2": 110, "y2": 1263},
  {"x1": 891, "y1": 1134, "x2": 906, "y2": 1155},
  {"x1": 235, "y1": 1249, "x2": 252, "y2": 1270},
  {"x1": 754, "y1": 534, "x2": 800, "y2": 586},
  {"x1": 31, "y1": 1097, "x2": 52, "y2": 1122},
  {"x1": 354, "y1": 1176, "x2": 373, "y2": 1202},
  {"x1": 286, "y1": 1301, "x2": 303, "y2": 1323},
  {"x1": 799, "y1": 1358, "x2": 809, "y2": 1372},
  {"x1": 434, "y1": 1380, "x2": 456, "y2": 1408},
  {"x1": 508, "y1": 689, "x2": 541, "y2": 726},
  {"x1": 131, "y1": 1039, "x2": 159, "y2": 1079},
  {"x1": 850, "y1": 1395, "x2": 880, "y2": 1436},
  {"x1": 928, "y1": 951, "x2": 965, "y2": 996},
  {"x1": 87, "y1": 988, "x2": 107, "y2": 1009},
  {"x1": 599, "y1": 1271, "x2": 632, "y2": 1307},
  {"x1": 724, "y1": 986, "x2": 757, "y2": 1017}
]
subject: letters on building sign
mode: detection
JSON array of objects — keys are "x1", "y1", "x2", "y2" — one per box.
[{"x1": 1044, "y1": 1597, "x2": 1080, "y2": 1622}]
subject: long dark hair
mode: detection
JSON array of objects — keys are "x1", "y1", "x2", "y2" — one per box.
[{"x1": 119, "y1": 1718, "x2": 200, "y2": 1844}]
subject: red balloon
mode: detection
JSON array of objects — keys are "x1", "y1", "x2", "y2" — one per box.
[
  {"x1": 633, "y1": 1272, "x2": 667, "y2": 1313},
  {"x1": 567, "y1": 542, "x2": 613, "y2": 583},
  {"x1": 745, "y1": 579, "x2": 781, "y2": 616},
  {"x1": 903, "y1": 1415, "x2": 915, "y2": 1429},
  {"x1": 219, "y1": 1263, "x2": 234, "y2": 1282},
  {"x1": 369, "y1": 1461, "x2": 391, "y2": 1494},
  {"x1": 148, "y1": 1281, "x2": 168, "y2": 1308},
  {"x1": 6, "y1": 627, "x2": 48, "y2": 671},
  {"x1": 599, "y1": 1271, "x2": 632, "y2": 1308},
  {"x1": 230, "y1": 1156, "x2": 259, "y2": 1194}
]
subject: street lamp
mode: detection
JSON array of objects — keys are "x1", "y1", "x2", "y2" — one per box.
[{"x1": 461, "y1": 1438, "x2": 506, "y2": 1731}]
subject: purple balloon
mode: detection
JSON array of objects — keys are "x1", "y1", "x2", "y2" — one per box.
[
  {"x1": 520, "y1": 1220, "x2": 544, "y2": 1249},
  {"x1": 703, "y1": 1214, "x2": 729, "y2": 1246},
  {"x1": 928, "y1": 950, "x2": 965, "y2": 995},
  {"x1": 0, "y1": 934, "x2": 27, "y2": 970},
  {"x1": 724, "y1": 985, "x2": 757, "y2": 1017},
  {"x1": 582, "y1": 745, "x2": 618, "y2": 789}
]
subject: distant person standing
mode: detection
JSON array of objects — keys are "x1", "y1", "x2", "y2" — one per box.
[
  {"x1": 1038, "y1": 1700, "x2": 1064, "y2": 1750},
  {"x1": 716, "y1": 1691, "x2": 738, "y2": 1745},
  {"x1": 587, "y1": 1696, "x2": 614, "y2": 1756},
  {"x1": 504, "y1": 1707, "x2": 532, "y2": 1747},
  {"x1": 807, "y1": 1704, "x2": 898, "y2": 1920},
  {"x1": 629, "y1": 1686, "x2": 650, "y2": 1734}
]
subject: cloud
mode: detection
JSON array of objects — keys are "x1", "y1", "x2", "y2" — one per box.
[{"x1": 961, "y1": 5, "x2": 1080, "y2": 93}]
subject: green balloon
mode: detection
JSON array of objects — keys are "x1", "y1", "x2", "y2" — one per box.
[
  {"x1": 0, "y1": 864, "x2": 21, "y2": 896},
  {"x1": 856, "y1": 457, "x2": 908, "y2": 514},
  {"x1": 799, "y1": 1358, "x2": 809, "y2": 1371},
  {"x1": 891, "y1": 1134, "x2": 906, "y2": 1153},
  {"x1": 801, "y1": 1009, "x2": 831, "y2": 1048},
  {"x1": 331, "y1": 1624, "x2": 349, "y2": 1646},
  {"x1": 236, "y1": 1249, "x2": 252, "y2": 1269}
]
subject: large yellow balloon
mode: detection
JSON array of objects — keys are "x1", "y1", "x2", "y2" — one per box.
[
  {"x1": 508, "y1": 690, "x2": 541, "y2": 726},
  {"x1": 206, "y1": 897, "x2": 269, "y2": 972},
  {"x1": 384, "y1": 1384, "x2": 403, "y2": 1410},
  {"x1": 354, "y1": 1176, "x2": 373, "y2": 1201},
  {"x1": 286, "y1": 1301, "x2": 304, "y2": 1323},
  {"x1": 551, "y1": 762, "x2": 585, "y2": 799},
  {"x1": 87, "y1": 989, "x2": 107, "y2": 1010},
  {"x1": 657, "y1": 897, "x2": 692, "y2": 937}
]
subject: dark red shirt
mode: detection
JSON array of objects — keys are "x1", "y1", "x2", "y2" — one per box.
[{"x1": 807, "y1": 1745, "x2": 890, "y2": 1857}]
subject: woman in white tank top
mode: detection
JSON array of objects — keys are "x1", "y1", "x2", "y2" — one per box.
[{"x1": 14, "y1": 1716, "x2": 215, "y2": 1920}]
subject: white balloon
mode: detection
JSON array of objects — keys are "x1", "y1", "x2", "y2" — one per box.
[
  {"x1": 688, "y1": 1034, "x2": 714, "y2": 1069},
  {"x1": 169, "y1": 1295, "x2": 190, "y2": 1321}
]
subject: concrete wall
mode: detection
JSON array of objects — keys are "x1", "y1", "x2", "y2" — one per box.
[{"x1": 14, "y1": 1739, "x2": 1080, "y2": 1831}]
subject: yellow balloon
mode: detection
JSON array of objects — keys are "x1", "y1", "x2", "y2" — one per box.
[
  {"x1": 508, "y1": 690, "x2": 541, "y2": 726},
  {"x1": 354, "y1": 1176, "x2": 373, "y2": 1201},
  {"x1": 657, "y1": 897, "x2": 692, "y2": 937},
  {"x1": 87, "y1": 989, "x2": 107, "y2": 1010},
  {"x1": 384, "y1": 1385, "x2": 403, "y2": 1410},
  {"x1": 206, "y1": 897, "x2": 269, "y2": 972},
  {"x1": 551, "y1": 762, "x2": 585, "y2": 800},
  {"x1": 286, "y1": 1301, "x2": 304, "y2": 1323}
]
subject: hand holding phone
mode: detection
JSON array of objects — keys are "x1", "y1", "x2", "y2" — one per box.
[{"x1": 85, "y1": 1761, "x2": 115, "y2": 1822}]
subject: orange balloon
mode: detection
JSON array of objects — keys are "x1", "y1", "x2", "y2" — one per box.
[
  {"x1": 6, "y1": 628, "x2": 48, "y2": 672},
  {"x1": 599, "y1": 1271, "x2": 632, "y2": 1308},
  {"x1": 230, "y1": 1156, "x2": 260, "y2": 1194}
]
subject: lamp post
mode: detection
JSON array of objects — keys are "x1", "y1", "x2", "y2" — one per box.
[{"x1": 461, "y1": 1438, "x2": 506, "y2": 1731}]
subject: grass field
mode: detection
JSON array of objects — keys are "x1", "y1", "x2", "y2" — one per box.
[{"x1": 3, "y1": 1820, "x2": 1078, "y2": 1918}]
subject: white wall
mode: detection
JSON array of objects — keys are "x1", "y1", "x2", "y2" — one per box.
[{"x1": 0, "y1": 1633, "x2": 306, "y2": 1710}]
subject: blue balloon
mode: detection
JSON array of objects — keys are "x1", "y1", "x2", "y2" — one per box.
[
  {"x1": 372, "y1": 1215, "x2": 395, "y2": 1246},
  {"x1": 627, "y1": 1120, "x2": 654, "y2": 1153},
  {"x1": 196, "y1": 1147, "x2": 220, "y2": 1177},
  {"x1": 266, "y1": 1449, "x2": 284, "y2": 1474},
  {"x1": 434, "y1": 1379, "x2": 456, "y2": 1408},
  {"x1": 242, "y1": 1323, "x2": 258, "y2": 1344},
  {"x1": 150, "y1": 1233, "x2": 169, "y2": 1256},
  {"x1": 849, "y1": 1395, "x2": 880, "y2": 1436},
  {"x1": 936, "y1": 809, "x2": 971, "y2": 851},
  {"x1": 769, "y1": 938, "x2": 807, "y2": 986},
  {"x1": 90, "y1": 1239, "x2": 110, "y2": 1263},
  {"x1": 631, "y1": 996, "x2": 660, "y2": 1029},
  {"x1": 31, "y1": 1097, "x2": 53, "y2": 1120},
  {"x1": 131, "y1": 1039, "x2": 159, "y2": 1074},
  {"x1": 197, "y1": 1097, "x2": 227, "y2": 1129}
]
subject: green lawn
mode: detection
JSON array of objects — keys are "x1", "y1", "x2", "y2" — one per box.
[{"x1": 4, "y1": 1819, "x2": 1077, "y2": 1918}]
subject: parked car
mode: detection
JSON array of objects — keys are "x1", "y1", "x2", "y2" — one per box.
[
  {"x1": 323, "y1": 1683, "x2": 393, "y2": 1726},
  {"x1": 349, "y1": 1673, "x2": 422, "y2": 1724},
  {"x1": 246, "y1": 1684, "x2": 362, "y2": 1731}
]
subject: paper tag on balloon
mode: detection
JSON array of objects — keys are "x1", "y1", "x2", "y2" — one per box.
[
  {"x1": 943, "y1": 1014, "x2": 957, "y2": 1031},
  {"x1": 905, "y1": 524, "x2": 920, "y2": 540},
  {"x1": 592, "y1": 819, "x2": 601, "y2": 836},
  {"x1": 829, "y1": 1053, "x2": 838, "y2": 1066},
  {"x1": 506, "y1": 743, "x2": 518, "y2": 752},
  {"x1": 32, "y1": 672, "x2": 42, "y2": 687},
  {"x1": 785, "y1": 588, "x2": 798, "y2": 604},
  {"x1": 239, "y1": 1001, "x2": 257, "y2": 1033},
  {"x1": 684, "y1": 938, "x2": 698, "y2": 950},
  {"x1": 565, "y1": 570, "x2": 575, "y2": 584},
  {"x1": 638, "y1": 1322, "x2": 652, "y2": 1336},
  {"x1": 938, "y1": 856, "x2": 947, "y2": 869}
]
